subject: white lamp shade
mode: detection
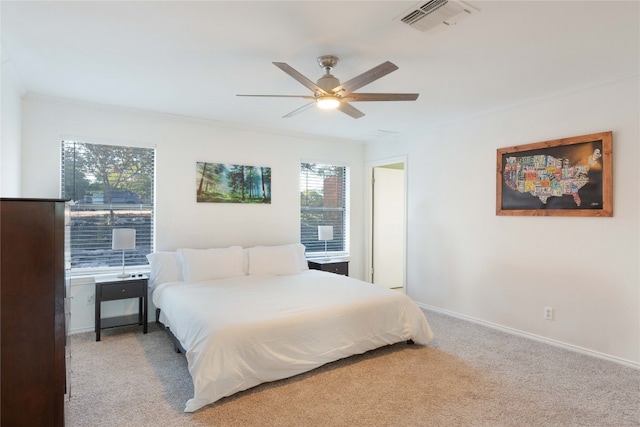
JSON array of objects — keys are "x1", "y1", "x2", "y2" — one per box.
[
  {"x1": 318, "y1": 226, "x2": 333, "y2": 241},
  {"x1": 112, "y1": 228, "x2": 136, "y2": 250}
]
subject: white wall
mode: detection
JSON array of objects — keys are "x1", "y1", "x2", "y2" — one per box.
[
  {"x1": 20, "y1": 96, "x2": 365, "y2": 332},
  {"x1": 0, "y1": 59, "x2": 23, "y2": 196},
  {"x1": 366, "y1": 77, "x2": 640, "y2": 365}
]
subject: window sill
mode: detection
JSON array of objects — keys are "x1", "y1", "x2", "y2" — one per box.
[
  {"x1": 306, "y1": 252, "x2": 349, "y2": 260},
  {"x1": 66, "y1": 266, "x2": 150, "y2": 279}
]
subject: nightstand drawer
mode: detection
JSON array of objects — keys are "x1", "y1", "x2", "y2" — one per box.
[
  {"x1": 308, "y1": 260, "x2": 349, "y2": 276},
  {"x1": 324, "y1": 263, "x2": 348, "y2": 275},
  {"x1": 100, "y1": 280, "x2": 145, "y2": 300}
]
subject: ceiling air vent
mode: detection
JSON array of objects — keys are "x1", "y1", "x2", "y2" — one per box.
[{"x1": 397, "y1": 0, "x2": 480, "y2": 32}]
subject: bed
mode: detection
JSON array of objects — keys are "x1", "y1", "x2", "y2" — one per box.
[{"x1": 148, "y1": 244, "x2": 434, "y2": 412}]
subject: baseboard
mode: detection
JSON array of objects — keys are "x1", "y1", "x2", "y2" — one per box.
[
  {"x1": 417, "y1": 303, "x2": 639, "y2": 370},
  {"x1": 70, "y1": 326, "x2": 96, "y2": 335}
]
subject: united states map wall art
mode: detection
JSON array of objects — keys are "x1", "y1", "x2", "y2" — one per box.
[{"x1": 496, "y1": 131, "x2": 612, "y2": 217}]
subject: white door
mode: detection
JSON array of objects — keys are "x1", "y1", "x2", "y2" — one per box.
[{"x1": 372, "y1": 166, "x2": 404, "y2": 289}]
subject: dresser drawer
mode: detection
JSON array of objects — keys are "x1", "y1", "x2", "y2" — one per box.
[{"x1": 99, "y1": 280, "x2": 145, "y2": 300}]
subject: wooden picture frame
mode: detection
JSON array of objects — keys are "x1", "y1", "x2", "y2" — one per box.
[{"x1": 496, "y1": 131, "x2": 612, "y2": 217}]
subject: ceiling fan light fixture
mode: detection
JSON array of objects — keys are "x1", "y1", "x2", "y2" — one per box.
[
  {"x1": 316, "y1": 96, "x2": 340, "y2": 110},
  {"x1": 238, "y1": 57, "x2": 418, "y2": 119}
]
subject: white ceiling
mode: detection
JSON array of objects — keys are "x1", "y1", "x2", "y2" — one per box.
[{"x1": 2, "y1": 1, "x2": 638, "y2": 143}]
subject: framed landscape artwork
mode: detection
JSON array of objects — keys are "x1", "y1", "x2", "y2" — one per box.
[
  {"x1": 496, "y1": 131, "x2": 612, "y2": 217},
  {"x1": 196, "y1": 162, "x2": 271, "y2": 204}
]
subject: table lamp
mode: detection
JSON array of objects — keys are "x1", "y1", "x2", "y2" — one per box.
[
  {"x1": 112, "y1": 228, "x2": 136, "y2": 278},
  {"x1": 317, "y1": 225, "x2": 333, "y2": 260}
]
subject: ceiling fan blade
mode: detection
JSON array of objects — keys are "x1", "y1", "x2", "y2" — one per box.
[
  {"x1": 346, "y1": 93, "x2": 419, "y2": 102},
  {"x1": 273, "y1": 62, "x2": 329, "y2": 96},
  {"x1": 336, "y1": 102, "x2": 365, "y2": 119},
  {"x1": 282, "y1": 101, "x2": 316, "y2": 118},
  {"x1": 237, "y1": 94, "x2": 315, "y2": 99},
  {"x1": 331, "y1": 61, "x2": 399, "y2": 96}
]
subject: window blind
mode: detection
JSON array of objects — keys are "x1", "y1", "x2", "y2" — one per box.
[
  {"x1": 300, "y1": 162, "x2": 348, "y2": 255},
  {"x1": 61, "y1": 141, "x2": 155, "y2": 270}
]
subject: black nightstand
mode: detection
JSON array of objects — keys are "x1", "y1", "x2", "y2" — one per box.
[
  {"x1": 308, "y1": 259, "x2": 349, "y2": 276},
  {"x1": 95, "y1": 276, "x2": 148, "y2": 341}
]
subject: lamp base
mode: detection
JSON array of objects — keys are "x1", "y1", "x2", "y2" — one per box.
[
  {"x1": 117, "y1": 250, "x2": 129, "y2": 278},
  {"x1": 323, "y1": 240, "x2": 331, "y2": 261}
]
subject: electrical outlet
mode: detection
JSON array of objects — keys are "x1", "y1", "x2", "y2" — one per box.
[
  {"x1": 86, "y1": 294, "x2": 95, "y2": 305},
  {"x1": 544, "y1": 306, "x2": 554, "y2": 320}
]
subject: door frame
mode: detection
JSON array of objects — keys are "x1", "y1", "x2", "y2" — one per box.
[{"x1": 365, "y1": 155, "x2": 408, "y2": 292}]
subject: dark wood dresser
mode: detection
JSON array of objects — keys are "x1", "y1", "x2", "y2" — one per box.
[{"x1": 1, "y1": 198, "x2": 67, "y2": 426}]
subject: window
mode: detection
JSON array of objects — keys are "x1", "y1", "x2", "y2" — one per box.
[
  {"x1": 300, "y1": 162, "x2": 348, "y2": 256},
  {"x1": 61, "y1": 141, "x2": 155, "y2": 271}
]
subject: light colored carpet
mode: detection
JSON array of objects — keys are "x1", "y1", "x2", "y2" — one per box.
[{"x1": 66, "y1": 311, "x2": 639, "y2": 426}]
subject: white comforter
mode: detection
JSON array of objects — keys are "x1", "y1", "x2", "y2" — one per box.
[{"x1": 152, "y1": 270, "x2": 434, "y2": 412}]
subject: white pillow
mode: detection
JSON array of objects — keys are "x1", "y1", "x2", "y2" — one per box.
[
  {"x1": 248, "y1": 243, "x2": 308, "y2": 276},
  {"x1": 178, "y1": 246, "x2": 244, "y2": 282},
  {"x1": 293, "y1": 243, "x2": 309, "y2": 271},
  {"x1": 146, "y1": 252, "x2": 182, "y2": 289}
]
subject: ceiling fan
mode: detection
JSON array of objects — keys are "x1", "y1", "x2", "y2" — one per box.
[{"x1": 237, "y1": 55, "x2": 419, "y2": 119}]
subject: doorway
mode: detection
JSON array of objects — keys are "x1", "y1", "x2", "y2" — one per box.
[{"x1": 371, "y1": 161, "x2": 406, "y2": 290}]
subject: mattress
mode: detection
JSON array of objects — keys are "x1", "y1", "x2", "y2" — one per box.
[{"x1": 152, "y1": 269, "x2": 434, "y2": 412}]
